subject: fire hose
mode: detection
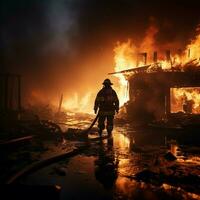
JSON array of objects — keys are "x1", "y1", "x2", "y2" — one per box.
[
  {"x1": 6, "y1": 113, "x2": 100, "y2": 184},
  {"x1": 82, "y1": 112, "x2": 99, "y2": 134}
]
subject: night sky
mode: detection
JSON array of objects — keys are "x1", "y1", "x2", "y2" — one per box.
[{"x1": 1, "y1": 0, "x2": 200, "y2": 106}]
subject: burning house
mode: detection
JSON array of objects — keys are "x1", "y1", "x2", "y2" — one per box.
[{"x1": 111, "y1": 49, "x2": 200, "y2": 123}]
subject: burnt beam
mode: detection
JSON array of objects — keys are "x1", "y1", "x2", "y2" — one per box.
[
  {"x1": 153, "y1": 51, "x2": 158, "y2": 63},
  {"x1": 166, "y1": 50, "x2": 171, "y2": 61}
]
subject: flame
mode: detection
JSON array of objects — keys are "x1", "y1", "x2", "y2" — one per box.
[
  {"x1": 114, "y1": 40, "x2": 137, "y2": 106},
  {"x1": 139, "y1": 24, "x2": 158, "y2": 51},
  {"x1": 114, "y1": 132, "x2": 130, "y2": 150},
  {"x1": 63, "y1": 92, "x2": 93, "y2": 113},
  {"x1": 113, "y1": 24, "x2": 159, "y2": 106},
  {"x1": 63, "y1": 25, "x2": 200, "y2": 113},
  {"x1": 185, "y1": 25, "x2": 200, "y2": 60},
  {"x1": 171, "y1": 88, "x2": 200, "y2": 113},
  {"x1": 113, "y1": 24, "x2": 200, "y2": 108}
]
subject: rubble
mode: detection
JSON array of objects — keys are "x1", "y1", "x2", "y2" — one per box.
[{"x1": 134, "y1": 154, "x2": 200, "y2": 195}]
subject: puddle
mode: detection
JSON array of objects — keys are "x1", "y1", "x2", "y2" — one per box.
[{"x1": 18, "y1": 118, "x2": 200, "y2": 200}]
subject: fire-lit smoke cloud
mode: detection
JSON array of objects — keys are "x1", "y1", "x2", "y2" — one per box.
[
  {"x1": 113, "y1": 20, "x2": 200, "y2": 108},
  {"x1": 139, "y1": 18, "x2": 159, "y2": 51},
  {"x1": 1, "y1": 0, "x2": 200, "y2": 113}
]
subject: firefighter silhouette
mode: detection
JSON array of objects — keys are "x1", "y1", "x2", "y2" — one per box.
[{"x1": 94, "y1": 79, "x2": 119, "y2": 137}]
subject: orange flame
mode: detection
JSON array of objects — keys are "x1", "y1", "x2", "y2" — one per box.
[
  {"x1": 114, "y1": 40, "x2": 137, "y2": 106},
  {"x1": 186, "y1": 25, "x2": 200, "y2": 60},
  {"x1": 171, "y1": 88, "x2": 200, "y2": 113},
  {"x1": 113, "y1": 24, "x2": 200, "y2": 108},
  {"x1": 63, "y1": 92, "x2": 93, "y2": 113}
]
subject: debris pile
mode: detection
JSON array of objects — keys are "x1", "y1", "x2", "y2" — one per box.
[{"x1": 134, "y1": 150, "x2": 200, "y2": 195}]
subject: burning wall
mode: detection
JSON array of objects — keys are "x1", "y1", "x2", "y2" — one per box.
[
  {"x1": 126, "y1": 71, "x2": 200, "y2": 121},
  {"x1": 113, "y1": 24, "x2": 200, "y2": 118}
]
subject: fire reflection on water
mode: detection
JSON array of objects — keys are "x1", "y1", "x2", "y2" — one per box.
[
  {"x1": 112, "y1": 131, "x2": 144, "y2": 178},
  {"x1": 113, "y1": 132, "x2": 132, "y2": 177},
  {"x1": 115, "y1": 178, "x2": 200, "y2": 200},
  {"x1": 111, "y1": 132, "x2": 200, "y2": 200},
  {"x1": 113, "y1": 132, "x2": 131, "y2": 150},
  {"x1": 19, "y1": 119, "x2": 200, "y2": 200},
  {"x1": 168, "y1": 140, "x2": 200, "y2": 165}
]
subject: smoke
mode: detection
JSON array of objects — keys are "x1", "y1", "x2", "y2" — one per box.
[
  {"x1": 139, "y1": 22, "x2": 159, "y2": 51},
  {"x1": 1, "y1": 0, "x2": 200, "y2": 112},
  {"x1": 43, "y1": 0, "x2": 78, "y2": 55}
]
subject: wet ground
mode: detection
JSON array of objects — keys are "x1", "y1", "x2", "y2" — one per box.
[
  {"x1": 1, "y1": 114, "x2": 200, "y2": 199},
  {"x1": 6, "y1": 114, "x2": 197, "y2": 200}
]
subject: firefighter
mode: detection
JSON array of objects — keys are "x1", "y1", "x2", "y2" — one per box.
[{"x1": 94, "y1": 79, "x2": 119, "y2": 137}]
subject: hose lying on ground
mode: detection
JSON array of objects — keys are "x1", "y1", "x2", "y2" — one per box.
[
  {"x1": 6, "y1": 146, "x2": 87, "y2": 184},
  {"x1": 81, "y1": 112, "x2": 99, "y2": 134},
  {"x1": 6, "y1": 113, "x2": 106, "y2": 184},
  {"x1": 57, "y1": 112, "x2": 99, "y2": 135}
]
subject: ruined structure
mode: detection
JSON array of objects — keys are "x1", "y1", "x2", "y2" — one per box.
[
  {"x1": 127, "y1": 70, "x2": 200, "y2": 122},
  {"x1": 110, "y1": 51, "x2": 200, "y2": 122}
]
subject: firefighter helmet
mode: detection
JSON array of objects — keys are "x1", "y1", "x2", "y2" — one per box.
[{"x1": 102, "y1": 79, "x2": 113, "y2": 85}]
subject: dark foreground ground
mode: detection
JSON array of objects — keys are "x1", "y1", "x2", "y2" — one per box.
[{"x1": 0, "y1": 113, "x2": 200, "y2": 200}]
